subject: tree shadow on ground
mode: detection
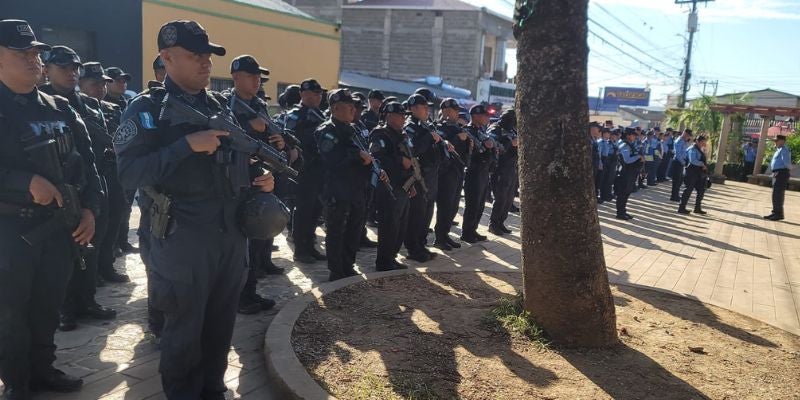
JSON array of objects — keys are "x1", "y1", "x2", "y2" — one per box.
[{"x1": 608, "y1": 269, "x2": 778, "y2": 348}]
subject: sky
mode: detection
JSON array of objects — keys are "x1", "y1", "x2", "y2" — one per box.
[{"x1": 464, "y1": 0, "x2": 800, "y2": 107}]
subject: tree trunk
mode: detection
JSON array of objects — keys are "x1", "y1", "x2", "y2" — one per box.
[{"x1": 514, "y1": 0, "x2": 618, "y2": 347}]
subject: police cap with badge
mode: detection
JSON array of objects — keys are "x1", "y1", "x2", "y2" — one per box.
[
  {"x1": 80, "y1": 62, "x2": 113, "y2": 82},
  {"x1": 0, "y1": 19, "x2": 50, "y2": 51},
  {"x1": 231, "y1": 55, "x2": 270, "y2": 82}
]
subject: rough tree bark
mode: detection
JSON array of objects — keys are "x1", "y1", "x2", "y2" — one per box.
[{"x1": 514, "y1": 0, "x2": 618, "y2": 347}]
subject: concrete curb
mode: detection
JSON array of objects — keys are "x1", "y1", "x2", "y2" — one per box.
[
  {"x1": 264, "y1": 264, "x2": 799, "y2": 400},
  {"x1": 263, "y1": 264, "x2": 519, "y2": 400}
]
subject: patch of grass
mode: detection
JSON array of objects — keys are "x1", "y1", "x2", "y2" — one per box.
[
  {"x1": 336, "y1": 370, "x2": 440, "y2": 400},
  {"x1": 489, "y1": 293, "x2": 550, "y2": 350}
]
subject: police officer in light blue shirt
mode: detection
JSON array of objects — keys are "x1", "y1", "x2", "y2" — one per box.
[
  {"x1": 616, "y1": 128, "x2": 643, "y2": 220},
  {"x1": 670, "y1": 129, "x2": 693, "y2": 201},
  {"x1": 764, "y1": 135, "x2": 792, "y2": 221},
  {"x1": 678, "y1": 135, "x2": 709, "y2": 215},
  {"x1": 657, "y1": 128, "x2": 674, "y2": 181}
]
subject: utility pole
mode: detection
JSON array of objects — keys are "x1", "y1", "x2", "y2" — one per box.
[
  {"x1": 676, "y1": 0, "x2": 714, "y2": 108},
  {"x1": 699, "y1": 79, "x2": 719, "y2": 96}
]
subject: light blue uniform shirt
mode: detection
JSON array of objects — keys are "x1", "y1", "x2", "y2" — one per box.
[
  {"x1": 771, "y1": 146, "x2": 792, "y2": 170},
  {"x1": 619, "y1": 141, "x2": 640, "y2": 164},
  {"x1": 673, "y1": 138, "x2": 689, "y2": 165},
  {"x1": 687, "y1": 145, "x2": 705, "y2": 167}
]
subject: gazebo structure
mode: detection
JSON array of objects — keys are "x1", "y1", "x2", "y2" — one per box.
[{"x1": 709, "y1": 104, "x2": 800, "y2": 179}]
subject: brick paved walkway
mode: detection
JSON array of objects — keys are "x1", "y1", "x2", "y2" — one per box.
[{"x1": 4, "y1": 180, "x2": 797, "y2": 399}]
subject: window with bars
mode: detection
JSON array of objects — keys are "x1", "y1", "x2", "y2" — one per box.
[{"x1": 210, "y1": 77, "x2": 234, "y2": 92}]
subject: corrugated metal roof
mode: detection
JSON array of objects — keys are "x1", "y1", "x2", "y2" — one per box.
[
  {"x1": 232, "y1": 0, "x2": 315, "y2": 19},
  {"x1": 339, "y1": 71, "x2": 471, "y2": 100}
]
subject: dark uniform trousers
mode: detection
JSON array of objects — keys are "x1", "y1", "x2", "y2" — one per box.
[
  {"x1": 680, "y1": 166, "x2": 706, "y2": 209},
  {"x1": 99, "y1": 169, "x2": 128, "y2": 275},
  {"x1": 601, "y1": 157, "x2": 617, "y2": 200},
  {"x1": 616, "y1": 161, "x2": 640, "y2": 216},
  {"x1": 324, "y1": 195, "x2": 366, "y2": 277},
  {"x1": 62, "y1": 195, "x2": 108, "y2": 314},
  {"x1": 658, "y1": 151, "x2": 673, "y2": 181},
  {"x1": 376, "y1": 187, "x2": 410, "y2": 267},
  {"x1": 771, "y1": 169, "x2": 789, "y2": 217},
  {"x1": 405, "y1": 170, "x2": 437, "y2": 254},
  {"x1": 0, "y1": 220, "x2": 74, "y2": 387},
  {"x1": 462, "y1": 163, "x2": 491, "y2": 235},
  {"x1": 148, "y1": 222, "x2": 247, "y2": 399},
  {"x1": 490, "y1": 167, "x2": 517, "y2": 227},
  {"x1": 670, "y1": 159, "x2": 685, "y2": 200},
  {"x1": 291, "y1": 166, "x2": 324, "y2": 252},
  {"x1": 434, "y1": 164, "x2": 464, "y2": 240}
]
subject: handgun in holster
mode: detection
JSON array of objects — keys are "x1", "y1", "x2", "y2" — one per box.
[{"x1": 141, "y1": 186, "x2": 172, "y2": 240}]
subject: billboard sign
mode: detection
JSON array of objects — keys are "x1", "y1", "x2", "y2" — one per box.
[{"x1": 603, "y1": 87, "x2": 650, "y2": 107}]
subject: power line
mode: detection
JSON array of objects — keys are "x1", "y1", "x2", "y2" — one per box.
[
  {"x1": 592, "y1": 3, "x2": 684, "y2": 62},
  {"x1": 588, "y1": 30, "x2": 677, "y2": 79},
  {"x1": 588, "y1": 18, "x2": 681, "y2": 73}
]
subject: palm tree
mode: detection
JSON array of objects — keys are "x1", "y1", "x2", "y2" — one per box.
[{"x1": 515, "y1": 0, "x2": 618, "y2": 347}]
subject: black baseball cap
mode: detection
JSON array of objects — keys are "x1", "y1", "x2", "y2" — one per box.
[
  {"x1": 44, "y1": 45, "x2": 81, "y2": 66},
  {"x1": 299, "y1": 78, "x2": 325, "y2": 92},
  {"x1": 368, "y1": 90, "x2": 385, "y2": 100},
  {"x1": 328, "y1": 88, "x2": 355, "y2": 105},
  {"x1": 157, "y1": 20, "x2": 225, "y2": 56},
  {"x1": 407, "y1": 94, "x2": 431, "y2": 107},
  {"x1": 352, "y1": 92, "x2": 367, "y2": 108},
  {"x1": 470, "y1": 104, "x2": 489, "y2": 115},
  {"x1": 414, "y1": 87, "x2": 437, "y2": 103},
  {"x1": 153, "y1": 55, "x2": 165, "y2": 70},
  {"x1": 0, "y1": 19, "x2": 50, "y2": 51},
  {"x1": 105, "y1": 67, "x2": 131, "y2": 82},
  {"x1": 382, "y1": 101, "x2": 405, "y2": 115},
  {"x1": 589, "y1": 121, "x2": 601, "y2": 129},
  {"x1": 80, "y1": 62, "x2": 113, "y2": 82},
  {"x1": 230, "y1": 55, "x2": 270, "y2": 78},
  {"x1": 440, "y1": 98, "x2": 460, "y2": 110}
]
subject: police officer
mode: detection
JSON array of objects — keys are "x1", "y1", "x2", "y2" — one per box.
[
  {"x1": 78, "y1": 62, "x2": 131, "y2": 284},
  {"x1": 286, "y1": 78, "x2": 328, "y2": 264},
  {"x1": 351, "y1": 92, "x2": 380, "y2": 248},
  {"x1": 371, "y1": 102, "x2": 414, "y2": 270},
  {"x1": 488, "y1": 109, "x2": 518, "y2": 235},
  {"x1": 225, "y1": 54, "x2": 284, "y2": 314},
  {"x1": 742, "y1": 139, "x2": 757, "y2": 182},
  {"x1": 40, "y1": 47, "x2": 118, "y2": 331},
  {"x1": 461, "y1": 105, "x2": 494, "y2": 243},
  {"x1": 362, "y1": 89, "x2": 384, "y2": 131},
  {"x1": 643, "y1": 129, "x2": 658, "y2": 186},
  {"x1": 590, "y1": 122, "x2": 603, "y2": 200},
  {"x1": 601, "y1": 129, "x2": 619, "y2": 202},
  {"x1": 657, "y1": 128, "x2": 674, "y2": 182},
  {"x1": 103, "y1": 66, "x2": 130, "y2": 110},
  {"x1": 670, "y1": 129, "x2": 692, "y2": 201},
  {"x1": 678, "y1": 136, "x2": 709, "y2": 215},
  {"x1": 0, "y1": 19, "x2": 103, "y2": 397},
  {"x1": 317, "y1": 88, "x2": 379, "y2": 280},
  {"x1": 433, "y1": 98, "x2": 468, "y2": 250},
  {"x1": 403, "y1": 93, "x2": 440, "y2": 261},
  {"x1": 764, "y1": 135, "x2": 791, "y2": 221},
  {"x1": 616, "y1": 128, "x2": 643, "y2": 220},
  {"x1": 115, "y1": 20, "x2": 275, "y2": 398}
]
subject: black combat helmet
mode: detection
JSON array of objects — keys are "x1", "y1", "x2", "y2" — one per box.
[{"x1": 237, "y1": 192, "x2": 290, "y2": 240}]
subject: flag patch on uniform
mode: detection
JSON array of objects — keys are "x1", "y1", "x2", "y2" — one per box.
[{"x1": 139, "y1": 112, "x2": 156, "y2": 129}]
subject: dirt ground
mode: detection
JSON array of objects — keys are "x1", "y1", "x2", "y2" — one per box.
[{"x1": 292, "y1": 272, "x2": 800, "y2": 400}]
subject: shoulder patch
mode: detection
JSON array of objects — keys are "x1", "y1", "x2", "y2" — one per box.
[
  {"x1": 114, "y1": 119, "x2": 138, "y2": 145},
  {"x1": 318, "y1": 133, "x2": 336, "y2": 153},
  {"x1": 139, "y1": 111, "x2": 156, "y2": 129}
]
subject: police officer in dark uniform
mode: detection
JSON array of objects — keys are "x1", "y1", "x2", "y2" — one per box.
[
  {"x1": 317, "y1": 88, "x2": 380, "y2": 280},
  {"x1": 103, "y1": 67, "x2": 130, "y2": 110},
  {"x1": 224, "y1": 54, "x2": 284, "y2": 314},
  {"x1": 39, "y1": 47, "x2": 118, "y2": 331},
  {"x1": 488, "y1": 109, "x2": 518, "y2": 236},
  {"x1": 0, "y1": 20, "x2": 103, "y2": 398},
  {"x1": 403, "y1": 93, "x2": 441, "y2": 262},
  {"x1": 78, "y1": 62, "x2": 132, "y2": 284},
  {"x1": 433, "y1": 98, "x2": 468, "y2": 250},
  {"x1": 370, "y1": 101, "x2": 413, "y2": 270},
  {"x1": 616, "y1": 128, "x2": 643, "y2": 220},
  {"x1": 361, "y1": 89, "x2": 384, "y2": 131},
  {"x1": 114, "y1": 20, "x2": 275, "y2": 398},
  {"x1": 351, "y1": 92, "x2": 380, "y2": 248},
  {"x1": 461, "y1": 105, "x2": 494, "y2": 243},
  {"x1": 286, "y1": 79, "x2": 328, "y2": 264}
]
